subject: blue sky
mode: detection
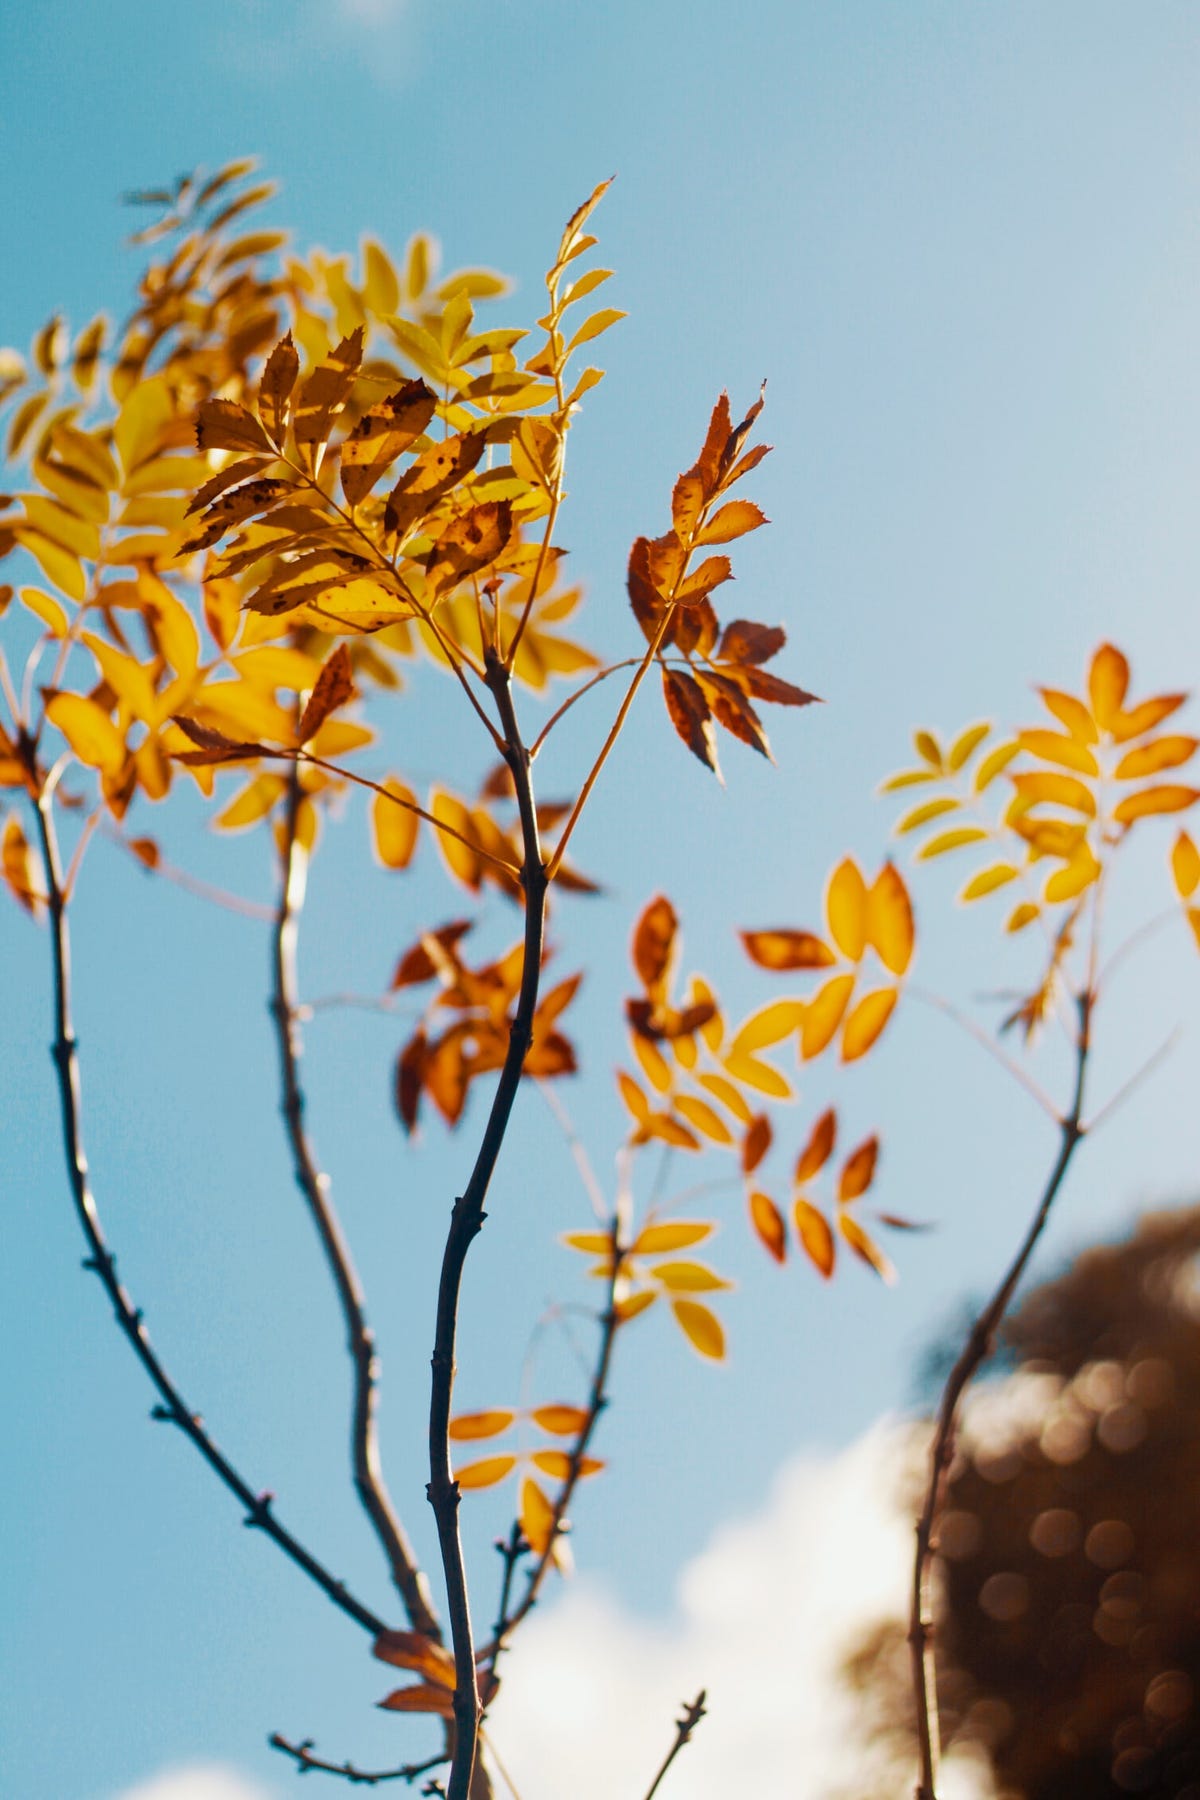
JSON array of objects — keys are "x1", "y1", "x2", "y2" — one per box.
[{"x1": 4, "y1": 4, "x2": 1200, "y2": 1797}]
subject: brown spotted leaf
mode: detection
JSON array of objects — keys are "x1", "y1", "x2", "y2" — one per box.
[
  {"x1": 259, "y1": 333, "x2": 300, "y2": 447},
  {"x1": 195, "y1": 399, "x2": 274, "y2": 455},
  {"x1": 297, "y1": 644, "x2": 355, "y2": 745},
  {"x1": 663, "y1": 668, "x2": 720, "y2": 776},
  {"x1": 340, "y1": 379, "x2": 437, "y2": 507},
  {"x1": 718, "y1": 620, "x2": 785, "y2": 665}
]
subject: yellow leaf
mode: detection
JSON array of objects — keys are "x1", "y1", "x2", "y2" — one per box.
[
  {"x1": 519, "y1": 1476, "x2": 558, "y2": 1558},
  {"x1": 1113, "y1": 786, "x2": 1200, "y2": 825},
  {"x1": 1111, "y1": 693, "x2": 1187, "y2": 743},
  {"x1": 115, "y1": 374, "x2": 177, "y2": 473},
  {"x1": 959, "y1": 863, "x2": 1018, "y2": 901},
  {"x1": 371, "y1": 779, "x2": 420, "y2": 870},
  {"x1": 838, "y1": 1135, "x2": 879, "y2": 1201},
  {"x1": 697, "y1": 1072, "x2": 754, "y2": 1124},
  {"x1": 530, "y1": 1405, "x2": 589, "y2": 1436},
  {"x1": 650, "y1": 1260, "x2": 730, "y2": 1293},
  {"x1": 531, "y1": 1449, "x2": 604, "y2": 1480},
  {"x1": 20, "y1": 586, "x2": 69, "y2": 637},
  {"x1": 673, "y1": 1093, "x2": 734, "y2": 1144},
  {"x1": 917, "y1": 826, "x2": 990, "y2": 859},
  {"x1": 973, "y1": 741, "x2": 1019, "y2": 792},
  {"x1": 739, "y1": 929, "x2": 836, "y2": 971},
  {"x1": 1039, "y1": 687, "x2": 1098, "y2": 744},
  {"x1": 879, "y1": 768, "x2": 937, "y2": 793},
  {"x1": 896, "y1": 796, "x2": 960, "y2": 834},
  {"x1": 1006, "y1": 901, "x2": 1040, "y2": 934},
  {"x1": 429, "y1": 787, "x2": 482, "y2": 891},
  {"x1": 794, "y1": 1199, "x2": 834, "y2": 1277},
  {"x1": 644, "y1": 1112, "x2": 701, "y2": 1151},
  {"x1": 448, "y1": 1409, "x2": 516, "y2": 1442},
  {"x1": 840, "y1": 988, "x2": 898, "y2": 1062},
  {"x1": 562, "y1": 1231, "x2": 614, "y2": 1255},
  {"x1": 671, "y1": 1298, "x2": 725, "y2": 1360},
  {"x1": 615, "y1": 1290, "x2": 658, "y2": 1324},
  {"x1": 617, "y1": 1069, "x2": 650, "y2": 1123},
  {"x1": 1043, "y1": 844, "x2": 1101, "y2": 903},
  {"x1": 1171, "y1": 831, "x2": 1200, "y2": 900},
  {"x1": 214, "y1": 773, "x2": 286, "y2": 832},
  {"x1": 913, "y1": 730, "x2": 943, "y2": 768},
  {"x1": 454, "y1": 1454, "x2": 518, "y2": 1490},
  {"x1": 2, "y1": 815, "x2": 43, "y2": 915},
  {"x1": 838, "y1": 1213, "x2": 896, "y2": 1283},
  {"x1": 800, "y1": 972, "x2": 856, "y2": 1059},
  {"x1": 632, "y1": 1030, "x2": 673, "y2": 1093},
  {"x1": 13, "y1": 527, "x2": 84, "y2": 601},
  {"x1": 1088, "y1": 643, "x2": 1129, "y2": 730},
  {"x1": 1113, "y1": 737, "x2": 1198, "y2": 781},
  {"x1": 826, "y1": 857, "x2": 867, "y2": 960},
  {"x1": 723, "y1": 1048, "x2": 793, "y2": 1098},
  {"x1": 748, "y1": 1191, "x2": 787, "y2": 1264},
  {"x1": 45, "y1": 692, "x2": 124, "y2": 773},
  {"x1": 82, "y1": 633, "x2": 158, "y2": 722},
  {"x1": 1010, "y1": 771, "x2": 1096, "y2": 815},
  {"x1": 631, "y1": 1221, "x2": 714, "y2": 1255},
  {"x1": 729, "y1": 999, "x2": 806, "y2": 1056},
  {"x1": 947, "y1": 722, "x2": 991, "y2": 771},
  {"x1": 865, "y1": 863, "x2": 914, "y2": 976}
]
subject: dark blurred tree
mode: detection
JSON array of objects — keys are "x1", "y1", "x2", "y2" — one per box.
[{"x1": 842, "y1": 1206, "x2": 1200, "y2": 1800}]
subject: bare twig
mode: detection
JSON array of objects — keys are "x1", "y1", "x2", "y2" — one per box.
[
  {"x1": 272, "y1": 759, "x2": 440, "y2": 1639},
  {"x1": 103, "y1": 819, "x2": 275, "y2": 921},
  {"x1": 906, "y1": 984, "x2": 1060, "y2": 1122},
  {"x1": 31, "y1": 783, "x2": 388, "y2": 1639},
  {"x1": 269, "y1": 1733, "x2": 445, "y2": 1786},
  {"x1": 1085, "y1": 1025, "x2": 1182, "y2": 1134},
  {"x1": 641, "y1": 1691, "x2": 708, "y2": 1800},
  {"x1": 427, "y1": 651, "x2": 549, "y2": 1800},
  {"x1": 909, "y1": 986, "x2": 1092, "y2": 1799}
]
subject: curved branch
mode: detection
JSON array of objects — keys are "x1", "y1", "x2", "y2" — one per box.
[
  {"x1": 269, "y1": 1733, "x2": 445, "y2": 1787},
  {"x1": 427, "y1": 652, "x2": 549, "y2": 1800},
  {"x1": 909, "y1": 987, "x2": 1092, "y2": 1800},
  {"x1": 272, "y1": 762, "x2": 441, "y2": 1639},
  {"x1": 641, "y1": 1691, "x2": 708, "y2": 1800},
  {"x1": 31, "y1": 785, "x2": 388, "y2": 1640}
]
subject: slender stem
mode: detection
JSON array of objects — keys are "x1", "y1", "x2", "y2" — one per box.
[
  {"x1": 30, "y1": 784, "x2": 388, "y2": 1638},
  {"x1": 103, "y1": 820, "x2": 275, "y2": 920},
  {"x1": 269, "y1": 1734, "x2": 445, "y2": 1787},
  {"x1": 906, "y1": 984, "x2": 1060, "y2": 1122},
  {"x1": 528, "y1": 659, "x2": 642, "y2": 758},
  {"x1": 295, "y1": 753, "x2": 521, "y2": 880},
  {"x1": 909, "y1": 986, "x2": 1092, "y2": 1800},
  {"x1": 479, "y1": 1223, "x2": 623, "y2": 1661},
  {"x1": 641, "y1": 1692, "x2": 708, "y2": 1800},
  {"x1": 272, "y1": 760, "x2": 441, "y2": 1639},
  {"x1": 427, "y1": 652, "x2": 549, "y2": 1800},
  {"x1": 1085, "y1": 1025, "x2": 1181, "y2": 1134}
]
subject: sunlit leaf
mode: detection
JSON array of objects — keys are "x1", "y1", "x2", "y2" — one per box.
[
  {"x1": 531, "y1": 1405, "x2": 590, "y2": 1436},
  {"x1": 258, "y1": 333, "x2": 300, "y2": 447},
  {"x1": 448, "y1": 1410, "x2": 516, "y2": 1442},
  {"x1": 826, "y1": 857, "x2": 867, "y2": 960},
  {"x1": 1088, "y1": 643, "x2": 1129, "y2": 730},
  {"x1": 1039, "y1": 687, "x2": 1098, "y2": 745},
  {"x1": 1006, "y1": 901, "x2": 1040, "y2": 934},
  {"x1": 697, "y1": 1072, "x2": 754, "y2": 1124},
  {"x1": 373, "y1": 1630, "x2": 456, "y2": 1685},
  {"x1": 632, "y1": 894, "x2": 676, "y2": 997},
  {"x1": 838, "y1": 1135, "x2": 879, "y2": 1202},
  {"x1": 663, "y1": 667, "x2": 720, "y2": 776},
  {"x1": 378, "y1": 1683, "x2": 455, "y2": 1717},
  {"x1": 632, "y1": 1220, "x2": 714, "y2": 1255},
  {"x1": 1112, "y1": 785, "x2": 1200, "y2": 824},
  {"x1": 947, "y1": 722, "x2": 990, "y2": 771},
  {"x1": 1171, "y1": 831, "x2": 1200, "y2": 900},
  {"x1": 959, "y1": 863, "x2": 1019, "y2": 901},
  {"x1": 913, "y1": 730, "x2": 943, "y2": 768},
  {"x1": 795, "y1": 1108, "x2": 836, "y2": 1184},
  {"x1": 617, "y1": 1069, "x2": 650, "y2": 1124},
  {"x1": 794, "y1": 1199, "x2": 834, "y2": 1278},
  {"x1": 838, "y1": 1213, "x2": 896, "y2": 1283},
  {"x1": 973, "y1": 740, "x2": 1019, "y2": 792},
  {"x1": 840, "y1": 988, "x2": 898, "y2": 1062},
  {"x1": 518, "y1": 1476, "x2": 558, "y2": 1558},
  {"x1": 651, "y1": 1260, "x2": 730, "y2": 1293},
  {"x1": 44, "y1": 692, "x2": 124, "y2": 774},
  {"x1": 671, "y1": 1298, "x2": 725, "y2": 1360},
  {"x1": 1111, "y1": 693, "x2": 1187, "y2": 743},
  {"x1": 454, "y1": 1454, "x2": 518, "y2": 1489},
  {"x1": 741, "y1": 1113, "x2": 772, "y2": 1176},
  {"x1": 916, "y1": 826, "x2": 990, "y2": 859},
  {"x1": 865, "y1": 863, "x2": 914, "y2": 976},
  {"x1": 371, "y1": 779, "x2": 420, "y2": 871},
  {"x1": 615, "y1": 1290, "x2": 658, "y2": 1324},
  {"x1": 800, "y1": 973, "x2": 855, "y2": 1059},
  {"x1": 1010, "y1": 771, "x2": 1096, "y2": 815},
  {"x1": 530, "y1": 1449, "x2": 603, "y2": 1479},
  {"x1": 730, "y1": 999, "x2": 805, "y2": 1057},
  {"x1": 895, "y1": 796, "x2": 960, "y2": 835},
  {"x1": 748, "y1": 1191, "x2": 786, "y2": 1263},
  {"x1": 297, "y1": 644, "x2": 355, "y2": 744},
  {"x1": 723, "y1": 1048, "x2": 792, "y2": 1098},
  {"x1": 1113, "y1": 737, "x2": 1198, "y2": 781},
  {"x1": 739, "y1": 929, "x2": 836, "y2": 972},
  {"x1": 674, "y1": 1093, "x2": 734, "y2": 1144}
]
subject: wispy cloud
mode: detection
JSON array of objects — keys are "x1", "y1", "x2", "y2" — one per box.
[
  {"x1": 112, "y1": 1765, "x2": 275, "y2": 1800},
  {"x1": 488, "y1": 1422, "x2": 994, "y2": 1799}
]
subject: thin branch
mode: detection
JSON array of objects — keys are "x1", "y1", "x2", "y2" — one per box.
[
  {"x1": 296, "y1": 753, "x2": 522, "y2": 880},
  {"x1": 1085, "y1": 1025, "x2": 1182, "y2": 1134},
  {"x1": 269, "y1": 1734, "x2": 445, "y2": 1787},
  {"x1": 528, "y1": 659, "x2": 642, "y2": 758},
  {"x1": 478, "y1": 1730, "x2": 524, "y2": 1800},
  {"x1": 30, "y1": 784, "x2": 389, "y2": 1639},
  {"x1": 479, "y1": 1220, "x2": 623, "y2": 1663},
  {"x1": 641, "y1": 1691, "x2": 708, "y2": 1800},
  {"x1": 537, "y1": 1079, "x2": 608, "y2": 1223},
  {"x1": 103, "y1": 820, "x2": 275, "y2": 920},
  {"x1": 1096, "y1": 904, "x2": 1178, "y2": 992},
  {"x1": 427, "y1": 651, "x2": 550, "y2": 1800},
  {"x1": 272, "y1": 759, "x2": 441, "y2": 1639},
  {"x1": 909, "y1": 985, "x2": 1092, "y2": 1800},
  {"x1": 907, "y1": 983, "x2": 1061, "y2": 1122}
]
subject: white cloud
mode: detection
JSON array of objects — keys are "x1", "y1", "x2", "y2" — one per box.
[
  {"x1": 488, "y1": 1421, "x2": 993, "y2": 1800},
  {"x1": 113, "y1": 1766, "x2": 274, "y2": 1800}
]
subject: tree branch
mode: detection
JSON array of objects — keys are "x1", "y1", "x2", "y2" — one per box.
[
  {"x1": 641, "y1": 1691, "x2": 708, "y2": 1800},
  {"x1": 427, "y1": 651, "x2": 549, "y2": 1800},
  {"x1": 269, "y1": 1733, "x2": 445, "y2": 1786},
  {"x1": 909, "y1": 986, "x2": 1092, "y2": 1800},
  {"x1": 31, "y1": 783, "x2": 389, "y2": 1640},
  {"x1": 272, "y1": 759, "x2": 441, "y2": 1639}
]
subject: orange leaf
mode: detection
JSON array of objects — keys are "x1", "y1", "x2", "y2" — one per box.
[
  {"x1": 674, "y1": 1093, "x2": 734, "y2": 1144},
  {"x1": 741, "y1": 1113, "x2": 772, "y2": 1175},
  {"x1": 838, "y1": 1135, "x2": 879, "y2": 1202},
  {"x1": 258, "y1": 332, "x2": 300, "y2": 446},
  {"x1": 959, "y1": 863, "x2": 1018, "y2": 901},
  {"x1": 800, "y1": 973, "x2": 855, "y2": 1059},
  {"x1": 297, "y1": 643, "x2": 355, "y2": 744},
  {"x1": 838, "y1": 1213, "x2": 896, "y2": 1283},
  {"x1": 378, "y1": 1683, "x2": 455, "y2": 1717},
  {"x1": 723, "y1": 1048, "x2": 792, "y2": 1098},
  {"x1": 698, "y1": 500, "x2": 768, "y2": 544},
  {"x1": 562, "y1": 1231, "x2": 614, "y2": 1254},
  {"x1": 1043, "y1": 843, "x2": 1101, "y2": 903},
  {"x1": 795, "y1": 1108, "x2": 836, "y2": 1183},
  {"x1": 739, "y1": 929, "x2": 836, "y2": 972},
  {"x1": 1113, "y1": 738, "x2": 1198, "y2": 781},
  {"x1": 697, "y1": 1071, "x2": 754, "y2": 1124},
  {"x1": 1111, "y1": 693, "x2": 1187, "y2": 743},
  {"x1": 662, "y1": 667, "x2": 720, "y2": 776},
  {"x1": 748, "y1": 1191, "x2": 786, "y2": 1263},
  {"x1": 1006, "y1": 901, "x2": 1041, "y2": 933},
  {"x1": 448, "y1": 1409, "x2": 516, "y2": 1442},
  {"x1": 632, "y1": 1221, "x2": 714, "y2": 1255},
  {"x1": 865, "y1": 863, "x2": 914, "y2": 976},
  {"x1": 454, "y1": 1454, "x2": 518, "y2": 1490},
  {"x1": 794, "y1": 1199, "x2": 834, "y2": 1277},
  {"x1": 1171, "y1": 831, "x2": 1200, "y2": 900},
  {"x1": 519, "y1": 1475, "x2": 558, "y2": 1558},
  {"x1": 650, "y1": 1260, "x2": 730, "y2": 1293},
  {"x1": 1017, "y1": 730, "x2": 1100, "y2": 777},
  {"x1": 374, "y1": 1631, "x2": 457, "y2": 1686},
  {"x1": 615, "y1": 1290, "x2": 658, "y2": 1324},
  {"x1": 617, "y1": 1070, "x2": 651, "y2": 1123},
  {"x1": 1039, "y1": 688, "x2": 1098, "y2": 745},
  {"x1": 632, "y1": 895, "x2": 677, "y2": 997},
  {"x1": 531, "y1": 1449, "x2": 604, "y2": 1480},
  {"x1": 1087, "y1": 643, "x2": 1129, "y2": 730},
  {"x1": 531, "y1": 1405, "x2": 590, "y2": 1436},
  {"x1": 1113, "y1": 786, "x2": 1200, "y2": 825},
  {"x1": 372, "y1": 779, "x2": 420, "y2": 870},
  {"x1": 840, "y1": 988, "x2": 898, "y2": 1062},
  {"x1": 730, "y1": 999, "x2": 806, "y2": 1056},
  {"x1": 1010, "y1": 771, "x2": 1096, "y2": 816},
  {"x1": 826, "y1": 857, "x2": 867, "y2": 960},
  {"x1": 671, "y1": 1298, "x2": 726, "y2": 1360}
]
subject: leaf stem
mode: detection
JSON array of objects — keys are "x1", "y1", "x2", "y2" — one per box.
[
  {"x1": 272, "y1": 759, "x2": 441, "y2": 1638},
  {"x1": 30, "y1": 782, "x2": 388, "y2": 1638},
  {"x1": 905, "y1": 984, "x2": 1061, "y2": 1122},
  {"x1": 427, "y1": 652, "x2": 549, "y2": 1800}
]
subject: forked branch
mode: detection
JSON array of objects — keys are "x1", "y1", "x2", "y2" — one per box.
[
  {"x1": 910, "y1": 987, "x2": 1092, "y2": 1799},
  {"x1": 32, "y1": 785, "x2": 388, "y2": 1640},
  {"x1": 272, "y1": 759, "x2": 440, "y2": 1639},
  {"x1": 269, "y1": 1732, "x2": 446, "y2": 1786},
  {"x1": 641, "y1": 1691, "x2": 708, "y2": 1800}
]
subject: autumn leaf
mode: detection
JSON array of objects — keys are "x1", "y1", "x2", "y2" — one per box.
[
  {"x1": 838, "y1": 1135, "x2": 879, "y2": 1202},
  {"x1": 748, "y1": 1191, "x2": 787, "y2": 1263},
  {"x1": 662, "y1": 667, "x2": 720, "y2": 776},
  {"x1": 740, "y1": 929, "x2": 836, "y2": 972},
  {"x1": 794, "y1": 1199, "x2": 834, "y2": 1278},
  {"x1": 671, "y1": 1298, "x2": 726, "y2": 1360},
  {"x1": 297, "y1": 644, "x2": 355, "y2": 744}
]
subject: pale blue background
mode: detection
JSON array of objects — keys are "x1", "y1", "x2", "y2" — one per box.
[{"x1": 3, "y1": 4, "x2": 1200, "y2": 1795}]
